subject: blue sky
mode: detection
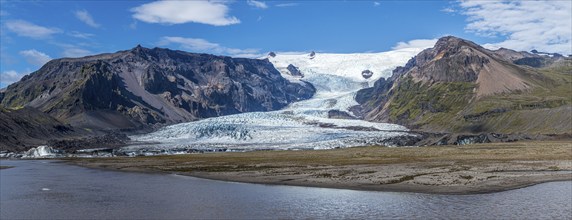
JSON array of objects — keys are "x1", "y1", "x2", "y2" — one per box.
[{"x1": 1, "y1": 0, "x2": 571, "y2": 88}]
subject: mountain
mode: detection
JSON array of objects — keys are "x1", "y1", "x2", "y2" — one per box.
[
  {"x1": 0, "y1": 46, "x2": 315, "y2": 131},
  {"x1": 494, "y1": 47, "x2": 566, "y2": 68},
  {"x1": 357, "y1": 36, "x2": 572, "y2": 134}
]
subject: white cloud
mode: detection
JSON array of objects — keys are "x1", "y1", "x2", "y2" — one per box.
[
  {"x1": 19, "y1": 49, "x2": 52, "y2": 66},
  {"x1": 373, "y1": 2, "x2": 381, "y2": 7},
  {"x1": 68, "y1": 31, "x2": 94, "y2": 39},
  {"x1": 4, "y1": 20, "x2": 61, "y2": 39},
  {"x1": 275, "y1": 3, "x2": 298, "y2": 7},
  {"x1": 62, "y1": 47, "x2": 93, "y2": 58},
  {"x1": 247, "y1": 0, "x2": 268, "y2": 9},
  {"x1": 131, "y1": 1, "x2": 240, "y2": 26},
  {"x1": 158, "y1": 36, "x2": 261, "y2": 58},
  {"x1": 441, "y1": 7, "x2": 455, "y2": 13},
  {"x1": 392, "y1": 39, "x2": 438, "y2": 50},
  {"x1": 459, "y1": 0, "x2": 572, "y2": 55},
  {"x1": 74, "y1": 9, "x2": 101, "y2": 28},
  {"x1": 0, "y1": 70, "x2": 28, "y2": 86}
]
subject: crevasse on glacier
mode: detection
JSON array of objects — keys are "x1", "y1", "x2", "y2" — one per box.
[{"x1": 128, "y1": 48, "x2": 427, "y2": 151}]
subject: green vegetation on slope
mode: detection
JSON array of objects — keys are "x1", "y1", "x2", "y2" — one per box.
[
  {"x1": 386, "y1": 76, "x2": 475, "y2": 131},
  {"x1": 382, "y1": 62, "x2": 572, "y2": 134}
]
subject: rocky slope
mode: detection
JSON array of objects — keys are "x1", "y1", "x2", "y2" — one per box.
[
  {"x1": 0, "y1": 46, "x2": 315, "y2": 130},
  {"x1": 0, "y1": 107, "x2": 77, "y2": 151},
  {"x1": 357, "y1": 36, "x2": 571, "y2": 134}
]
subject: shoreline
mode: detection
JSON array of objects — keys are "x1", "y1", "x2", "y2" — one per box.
[
  {"x1": 65, "y1": 141, "x2": 572, "y2": 195},
  {"x1": 181, "y1": 170, "x2": 572, "y2": 195},
  {"x1": 69, "y1": 160, "x2": 572, "y2": 195}
]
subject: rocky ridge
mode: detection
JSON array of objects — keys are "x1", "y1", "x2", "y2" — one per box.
[{"x1": 0, "y1": 46, "x2": 315, "y2": 131}]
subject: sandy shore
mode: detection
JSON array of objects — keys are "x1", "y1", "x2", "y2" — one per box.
[{"x1": 67, "y1": 141, "x2": 572, "y2": 194}]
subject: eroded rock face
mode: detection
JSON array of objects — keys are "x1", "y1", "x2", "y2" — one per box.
[{"x1": 0, "y1": 46, "x2": 316, "y2": 130}]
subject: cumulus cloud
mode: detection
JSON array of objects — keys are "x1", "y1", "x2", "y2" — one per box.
[
  {"x1": 392, "y1": 39, "x2": 438, "y2": 50},
  {"x1": 4, "y1": 20, "x2": 61, "y2": 39},
  {"x1": 247, "y1": 0, "x2": 268, "y2": 9},
  {"x1": 74, "y1": 9, "x2": 101, "y2": 28},
  {"x1": 19, "y1": 49, "x2": 52, "y2": 66},
  {"x1": 458, "y1": 0, "x2": 572, "y2": 55},
  {"x1": 131, "y1": 1, "x2": 240, "y2": 26},
  {"x1": 158, "y1": 36, "x2": 261, "y2": 58},
  {"x1": 0, "y1": 70, "x2": 28, "y2": 86}
]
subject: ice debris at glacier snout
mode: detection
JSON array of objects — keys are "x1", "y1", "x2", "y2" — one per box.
[
  {"x1": 22, "y1": 146, "x2": 60, "y2": 158},
  {"x1": 128, "y1": 48, "x2": 429, "y2": 151}
]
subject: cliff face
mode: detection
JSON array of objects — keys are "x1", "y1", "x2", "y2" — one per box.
[
  {"x1": 0, "y1": 46, "x2": 315, "y2": 130},
  {"x1": 358, "y1": 36, "x2": 572, "y2": 134}
]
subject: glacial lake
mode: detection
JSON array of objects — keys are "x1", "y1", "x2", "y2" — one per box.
[{"x1": 1, "y1": 160, "x2": 571, "y2": 219}]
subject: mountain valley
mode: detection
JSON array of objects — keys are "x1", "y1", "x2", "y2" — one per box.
[{"x1": 1, "y1": 36, "x2": 570, "y2": 155}]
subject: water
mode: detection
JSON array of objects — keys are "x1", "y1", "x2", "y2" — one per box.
[{"x1": 1, "y1": 160, "x2": 571, "y2": 219}]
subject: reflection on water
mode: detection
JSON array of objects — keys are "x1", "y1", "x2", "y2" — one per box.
[{"x1": 1, "y1": 160, "x2": 571, "y2": 219}]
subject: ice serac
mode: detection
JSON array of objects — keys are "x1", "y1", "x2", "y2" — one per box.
[
  {"x1": 0, "y1": 46, "x2": 315, "y2": 130},
  {"x1": 130, "y1": 47, "x2": 431, "y2": 151}
]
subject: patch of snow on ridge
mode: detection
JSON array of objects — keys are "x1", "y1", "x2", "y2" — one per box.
[{"x1": 129, "y1": 47, "x2": 428, "y2": 151}]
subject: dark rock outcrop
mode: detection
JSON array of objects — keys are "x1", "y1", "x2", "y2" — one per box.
[
  {"x1": 1, "y1": 46, "x2": 316, "y2": 130},
  {"x1": 361, "y1": 70, "x2": 373, "y2": 79},
  {"x1": 327, "y1": 110, "x2": 357, "y2": 119},
  {"x1": 287, "y1": 64, "x2": 304, "y2": 77}
]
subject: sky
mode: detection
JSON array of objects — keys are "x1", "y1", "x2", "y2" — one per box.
[{"x1": 1, "y1": 0, "x2": 571, "y2": 88}]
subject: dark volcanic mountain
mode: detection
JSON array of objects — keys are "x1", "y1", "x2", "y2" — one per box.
[
  {"x1": 0, "y1": 46, "x2": 315, "y2": 130},
  {"x1": 357, "y1": 36, "x2": 571, "y2": 134}
]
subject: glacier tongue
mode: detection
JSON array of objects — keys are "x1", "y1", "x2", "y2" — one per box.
[{"x1": 128, "y1": 48, "x2": 427, "y2": 152}]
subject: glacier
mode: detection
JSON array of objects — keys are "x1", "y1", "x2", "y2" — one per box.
[{"x1": 127, "y1": 47, "x2": 428, "y2": 153}]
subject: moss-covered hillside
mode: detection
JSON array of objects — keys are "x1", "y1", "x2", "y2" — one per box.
[{"x1": 360, "y1": 36, "x2": 572, "y2": 134}]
